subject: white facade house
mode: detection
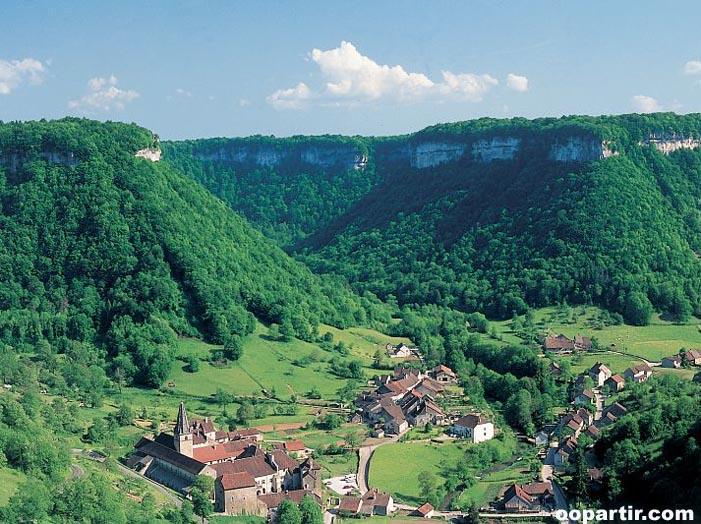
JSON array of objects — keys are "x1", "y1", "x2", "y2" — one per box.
[{"x1": 452, "y1": 414, "x2": 494, "y2": 443}]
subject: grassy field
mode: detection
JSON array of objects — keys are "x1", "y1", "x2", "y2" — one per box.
[
  {"x1": 0, "y1": 468, "x2": 25, "y2": 506},
  {"x1": 113, "y1": 321, "x2": 406, "y2": 428},
  {"x1": 317, "y1": 451, "x2": 358, "y2": 478},
  {"x1": 368, "y1": 441, "x2": 465, "y2": 505},
  {"x1": 566, "y1": 352, "x2": 644, "y2": 376},
  {"x1": 492, "y1": 306, "x2": 701, "y2": 376},
  {"x1": 318, "y1": 325, "x2": 414, "y2": 361}
]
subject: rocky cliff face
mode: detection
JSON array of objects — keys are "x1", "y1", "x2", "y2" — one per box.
[
  {"x1": 1, "y1": 150, "x2": 80, "y2": 173},
  {"x1": 193, "y1": 144, "x2": 367, "y2": 170},
  {"x1": 472, "y1": 137, "x2": 521, "y2": 162},
  {"x1": 411, "y1": 142, "x2": 466, "y2": 168},
  {"x1": 548, "y1": 137, "x2": 616, "y2": 162},
  {"x1": 135, "y1": 148, "x2": 162, "y2": 162},
  {"x1": 642, "y1": 135, "x2": 701, "y2": 154},
  {"x1": 404, "y1": 135, "x2": 613, "y2": 169}
]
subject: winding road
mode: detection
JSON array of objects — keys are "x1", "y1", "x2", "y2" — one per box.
[{"x1": 356, "y1": 435, "x2": 400, "y2": 493}]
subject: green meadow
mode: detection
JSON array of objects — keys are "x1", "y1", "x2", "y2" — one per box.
[
  {"x1": 368, "y1": 441, "x2": 465, "y2": 505},
  {"x1": 493, "y1": 306, "x2": 701, "y2": 375}
]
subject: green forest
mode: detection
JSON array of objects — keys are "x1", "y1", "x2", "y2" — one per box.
[
  {"x1": 165, "y1": 113, "x2": 701, "y2": 325},
  {"x1": 0, "y1": 118, "x2": 387, "y2": 390}
]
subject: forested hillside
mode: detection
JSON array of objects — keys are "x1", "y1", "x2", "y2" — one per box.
[
  {"x1": 166, "y1": 113, "x2": 701, "y2": 324},
  {"x1": 0, "y1": 119, "x2": 385, "y2": 390},
  {"x1": 162, "y1": 136, "x2": 378, "y2": 247}
]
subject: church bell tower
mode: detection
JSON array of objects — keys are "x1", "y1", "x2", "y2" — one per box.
[{"x1": 174, "y1": 402, "x2": 194, "y2": 457}]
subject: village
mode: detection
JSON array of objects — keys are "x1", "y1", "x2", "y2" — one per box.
[
  {"x1": 126, "y1": 349, "x2": 497, "y2": 521},
  {"x1": 121, "y1": 325, "x2": 701, "y2": 524}
]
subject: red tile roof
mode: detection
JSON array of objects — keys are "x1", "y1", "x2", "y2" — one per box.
[
  {"x1": 544, "y1": 334, "x2": 575, "y2": 351},
  {"x1": 270, "y1": 449, "x2": 300, "y2": 470},
  {"x1": 211, "y1": 455, "x2": 276, "y2": 479},
  {"x1": 503, "y1": 483, "x2": 533, "y2": 504},
  {"x1": 521, "y1": 481, "x2": 552, "y2": 497},
  {"x1": 219, "y1": 472, "x2": 256, "y2": 490},
  {"x1": 192, "y1": 440, "x2": 250, "y2": 463},
  {"x1": 284, "y1": 440, "x2": 307, "y2": 452},
  {"x1": 415, "y1": 502, "x2": 434, "y2": 515},
  {"x1": 339, "y1": 497, "x2": 362, "y2": 513}
]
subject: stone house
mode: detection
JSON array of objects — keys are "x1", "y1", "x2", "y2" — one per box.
[{"x1": 452, "y1": 414, "x2": 494, "y2": 443}]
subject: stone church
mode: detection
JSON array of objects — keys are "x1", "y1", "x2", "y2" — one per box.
[{"x1": 128, "y1": 402, "x2": 323, "y2": 516}]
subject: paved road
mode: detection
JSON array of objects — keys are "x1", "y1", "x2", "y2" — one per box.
[
  {"x1": 356, "y1": 435, "x2": 400, "y2": 493},
  {"x1": 552, "y1": 479, "x2": 576, "y2": 524}
]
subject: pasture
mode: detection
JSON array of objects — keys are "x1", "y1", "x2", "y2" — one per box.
[{"x1": 368, "y1": 441, "x2": 465, "y2": 505}]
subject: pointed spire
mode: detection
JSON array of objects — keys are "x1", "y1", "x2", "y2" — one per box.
[{"x1": 176, "y1": 402, "x2": 190, "y2": 436}]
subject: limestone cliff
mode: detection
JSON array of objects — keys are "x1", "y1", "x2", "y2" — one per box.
[
  {"x1": 190, "y1": 142, "x2": 367, "y2": 170},
  {"x1": 642, "y1": 134, "x2": 701, "y2": 154}
]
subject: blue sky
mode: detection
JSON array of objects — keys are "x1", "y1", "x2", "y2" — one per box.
[{"x1": 1, "y1": 1, "x2": 701, "y2": 139}]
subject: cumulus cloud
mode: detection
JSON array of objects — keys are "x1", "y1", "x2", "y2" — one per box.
[
  {"x1": 0, "y1": 58, "x2": 46, "y2": 94},
  {"x1": 506, "y1": 73, "x2": 529, "y2": 92},
  {"x1": 175, "y1": 88, "x2": 192, "y2": 97},
  {"x1": 684, "y1": 60, "x2": 701, "y2": 75},
  {"x1": 268, "y1": 41, "x2": 500, "y2": 109},
  {"x1": 631, "y1": 95, "x2": 663, "y2": 113},
  {"x1": 69, "y1": 75, "x2": 139, "y2": 112},
  {"x1": 267, "y1": 82, "x2": 312, "y2": 109}
]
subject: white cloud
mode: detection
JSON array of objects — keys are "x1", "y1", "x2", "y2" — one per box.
[
  {"x1": 268, "y1": 41, "x2": 500, "y2": 109},
  {"x1": 175, "y1": 88, "x2": 192, "y2": 97},
  {"x1": 239, "y1": 98, "x2": 251, "y2": 107},
  {"x1": 438, "y1": 71, "x2": 498, "y2": 101},
  {"x1": 684, "y1": 60, "x2": 701, "y2": 75},
  {"x1": 631, "y1": 95, "x2": 663, "y2": 113},
  {"x1": 506, "y1": 73, "x2": 529, "y2": 92},
  {"x1": 0, "y1": 58, "x2": 46, "y2": 94},
  {"x1": 267, "y1": 82, "x2": 312, "y2": 109},
  {"x1": 68, "y1": 75, "x2": 139, "y2": 112}
]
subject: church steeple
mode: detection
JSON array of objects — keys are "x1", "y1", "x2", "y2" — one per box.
[
  {"x1": 174, "y1": 402, "x2": 194, "y2": 457},
  {"x1": 175, "y1": 402, "x2": 190, "y2": 436}
]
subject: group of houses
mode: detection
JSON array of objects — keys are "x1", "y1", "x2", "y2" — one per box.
[
  {"x1": 127, "y1": 403, "x2": 322, "y2": 517},
  {"x1": 551, "y1": 402, "x2": 627, "y2": 467},
  {"x1": 542, "y1": 333, "x2": 592, "y2": 354},
  {"x1": 661, "y1": 349, "x2": 701, "y2": 369},
  {"x1": 354, "y1": 365, "x2": 495, "y2": 443},
  {"x1": 529, "y1": 361, "x2": 633, "y2": 469},
  {"x1": 338, "y1": 488, "x2": 396, "y2": 517}
]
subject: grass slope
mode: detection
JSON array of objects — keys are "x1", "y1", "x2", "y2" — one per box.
[{"x1": 117, "y1": 322, "x2": 402, "y2": 426}]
